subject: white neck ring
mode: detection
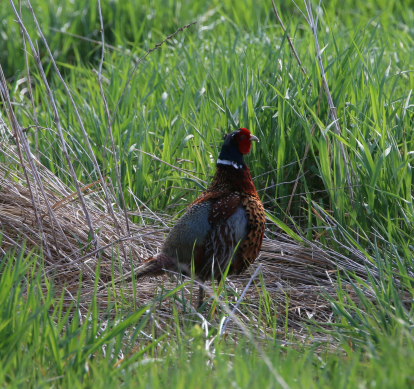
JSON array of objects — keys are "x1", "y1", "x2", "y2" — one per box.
[{"x1": 217, "y1": 159, "x2": 242, "y2": 169}]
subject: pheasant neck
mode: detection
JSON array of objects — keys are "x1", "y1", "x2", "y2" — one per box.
[{"x1": 210, "y1": 163, "x2": 258, "y2": 196}]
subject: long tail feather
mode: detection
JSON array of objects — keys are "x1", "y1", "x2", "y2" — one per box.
[{"x1": 134, "y1": 253, "x2": 178, "y2": 279}]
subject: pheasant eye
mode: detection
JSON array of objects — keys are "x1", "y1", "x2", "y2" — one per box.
[{"x1": 240, "y1": 135, "x2": 245, "y2": 140}]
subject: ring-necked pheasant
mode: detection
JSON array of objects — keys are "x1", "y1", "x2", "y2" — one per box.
[{"x1": 135, "y1": 128, "x2": 265, "y2": 308}]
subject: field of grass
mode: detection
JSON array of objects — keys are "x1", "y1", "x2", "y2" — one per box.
[
  {"x1": 1, "y1": 0, "x2": 414, "y2": 387},
  {"x1": 2, "y1": 245, "x2": 414, "y2": 388}
]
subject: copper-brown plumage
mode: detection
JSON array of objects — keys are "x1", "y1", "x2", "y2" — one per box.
[{"x1": 134, "y1": 128, "x2": 265, "y2": 308}]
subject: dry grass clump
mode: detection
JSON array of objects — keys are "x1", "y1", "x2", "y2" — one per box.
[{"x1": 0, "y1": 118, "x2": 164, "y2": 281}]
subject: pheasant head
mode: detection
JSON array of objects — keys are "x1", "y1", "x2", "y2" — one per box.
[
  {"x1": 210, "y1": 128, "x2": 259, "y2": 195},
  {"x1": 217, "y1": 127, "x2": 259, "y2": 169}
]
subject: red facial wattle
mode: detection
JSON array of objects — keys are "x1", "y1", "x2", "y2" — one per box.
[{"x1": 237, "y1": 128, "x2": 252, "y2": 155}]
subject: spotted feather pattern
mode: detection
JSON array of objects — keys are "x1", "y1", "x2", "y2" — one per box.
[
  {"x1": 231, "y1": 195, "x2": 265, "y2": 274},
  {"x1": 190, "y1": 164, "x2": 265, "y2": 279},
  {"x1": 190, "y1": 189, "x2": 230, "y2": 207},
  {"x1": 208, "y1": 192, "x2": 241, "y2": 224},
  {"x1": 197, "y1": 203, "x2": 247, "y2": 280}
]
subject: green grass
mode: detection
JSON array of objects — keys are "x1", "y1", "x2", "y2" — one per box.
[
  {"x1": 3, "y1": 0, "x2": 414, "y2": 235},
  {"x1": 1, "y1": 245, "x2": 414, "y2": 388},
  {"x1": 1, "y1": 0, "x2": 414, "y2": 386}
]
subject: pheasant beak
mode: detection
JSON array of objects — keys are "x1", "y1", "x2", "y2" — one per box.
[{"x1": 250, "y1": 135, "x2": 259, "y2": 142}]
